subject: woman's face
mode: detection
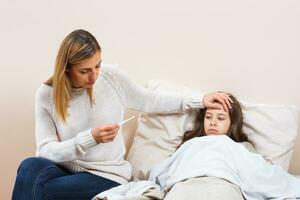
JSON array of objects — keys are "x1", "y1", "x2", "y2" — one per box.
[
  {"x1": 204, "y1": 108, "x2": 231, "y2": 136},
  {"x1": 69, "y1": 51, "x2": 102, "y2": 88}
]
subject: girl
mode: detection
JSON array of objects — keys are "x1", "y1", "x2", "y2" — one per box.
[{"x1": 180, "y1": 93, "x2": 255, "y2": 152}]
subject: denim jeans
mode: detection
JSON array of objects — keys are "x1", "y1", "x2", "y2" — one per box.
[{"x1": 12, "y1": 157, "x2": 120, "y2": 200}]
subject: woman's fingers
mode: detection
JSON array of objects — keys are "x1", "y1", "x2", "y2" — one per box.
[
  {"x1": 100, "y1": 124, "x2": 119, "y2": 131},
  {"x1": 92, "y1": 124, "x2": 120, "y2": 143},
  {"x1": 203, "y1": 91, "x2": 233, "y2": 111},
  {"x1": 215, "y1": 95, "x2": 229, "y2": 112},
  {"x1": 219, "y1": 93, "x2": 233, "y2": 108},
  {"x1": 101, "y1": 129, "x2": 119, "y2": 141},
  {"x1": 216, "y1": 94, "x2": 233, "y2": 111},
  {"x1": 102, "y1": 133, "x2": 118, "y2": 142},
  {"x1": 105, "y1": 129, "x2": 119, "y2": 137}
]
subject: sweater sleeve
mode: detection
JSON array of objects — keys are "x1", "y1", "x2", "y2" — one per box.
[
  {"x1": 107, "y1": 65, "x2": 204, "y2": 113},
  {"x1": 34, "y1": 86, "x2": 98, "y2": 163}
]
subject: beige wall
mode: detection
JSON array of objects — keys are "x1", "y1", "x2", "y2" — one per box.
[{"x1": 1, "y1": 0, "x2": 300, "y2": 199}]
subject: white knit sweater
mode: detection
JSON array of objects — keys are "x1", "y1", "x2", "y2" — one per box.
[{"x1": 35, "y1": 64, "x2": 203, "y2": 184}]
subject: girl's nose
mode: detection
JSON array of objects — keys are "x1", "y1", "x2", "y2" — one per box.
[{"x1": 210, "y1": 119, "x2": 217, "y2": 126}]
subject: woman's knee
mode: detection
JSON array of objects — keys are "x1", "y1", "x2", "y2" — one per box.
[{"x1": 18, "y1": 157, "x2": 54, "y2": 172}]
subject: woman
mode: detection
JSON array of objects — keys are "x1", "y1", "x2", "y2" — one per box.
[{"x1": 12, "y1": 29, "x2": 232, "y2": 200}]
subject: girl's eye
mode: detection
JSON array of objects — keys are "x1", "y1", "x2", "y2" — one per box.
[
  {"x1": 218, "y1": 118, "x2": 225, "y2": 120},
  {"x1": 205, "y1": 116, "x2": 212, "y2": 119}
]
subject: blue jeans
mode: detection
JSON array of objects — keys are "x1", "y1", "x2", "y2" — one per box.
[{"x1": 12, "y1": 157, "x2": 120, "y2": 200}]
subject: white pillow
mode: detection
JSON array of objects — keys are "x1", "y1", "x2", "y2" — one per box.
[
  {"x1": 241, "y1": 102, "x2": 298, "y2": 169},
  {"x1": 126, "y1": 80, "x2": 299, "y2": 180}
]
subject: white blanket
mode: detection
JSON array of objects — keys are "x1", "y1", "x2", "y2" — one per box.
[
  {"x1": 93, "y1": 180, "x2": 164, "y2": 200},
  {"x1": 93, "y1": 136, "x2": 300, "y2": 200}
]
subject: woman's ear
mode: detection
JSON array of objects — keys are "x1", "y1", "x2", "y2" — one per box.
[
  {"x1": 65, "y1": 68, "x2": 70, "y2": 73},
  {"x1": 65, "y1": 63, "x2": 71, "y2": 73}
]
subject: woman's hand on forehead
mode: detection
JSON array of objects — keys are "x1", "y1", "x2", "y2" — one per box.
[{"x1": 203, "y1": 92, "x2": 233, "y2": 112}]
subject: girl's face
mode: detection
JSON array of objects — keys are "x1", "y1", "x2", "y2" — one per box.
[
  {"x1": 69, "y1": 51, "x2": 102, "y2": 88},
  {"x1": 204, "y1": 108, "x2": 231, "y2": 136}
]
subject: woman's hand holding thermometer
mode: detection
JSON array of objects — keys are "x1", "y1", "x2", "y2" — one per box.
[{"x1": 92, "y1": 116, "x2": 135, "y2": 143}]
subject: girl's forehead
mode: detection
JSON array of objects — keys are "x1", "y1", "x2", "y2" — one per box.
[{"x1": 206, "y1": 108, "x2": 228, "y2": 115}]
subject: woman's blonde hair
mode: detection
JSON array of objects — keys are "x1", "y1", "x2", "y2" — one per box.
[{"x1": 45, "y1": 29, "x2": 101, "y2": 123}]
